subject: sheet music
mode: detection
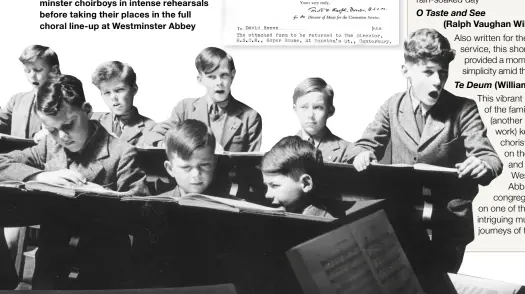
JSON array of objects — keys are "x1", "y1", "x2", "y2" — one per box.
[
  {"x1": 287, "y1": 210, "x2": 424, "y2": 294},
  {"x1": 350, "y1": 211, "x2": 424, "y2": 294},
  {"x1": 448, "y1": 273, "x2": 521, "y2": 294}
]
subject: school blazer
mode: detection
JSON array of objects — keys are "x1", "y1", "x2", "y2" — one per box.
[
  {"x1": 143, "y1": 96, "x2": 262, "y2": 152},
  {"x1": 296, "y1": 128, "x2": 354, "y2": 163},
  {"x1": 350, "y1": 90, "x2": 503, "y2": 245},
  {"x1": 351, "y1": 90, "x2": 502, "y2": 182},
  {"x1": 91, "y1": 108, "x2": 156, "y2": 146},
  {"x1": 0, "y1": 91, "x2": 41, "y2": 138},
  {"x1": 0, "y1": 121, "x2": 149, "y2": 289}
]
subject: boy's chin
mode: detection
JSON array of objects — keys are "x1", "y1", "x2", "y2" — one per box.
[{"x1": 211, "y1": 93, "x2": 230, "y2": 102}]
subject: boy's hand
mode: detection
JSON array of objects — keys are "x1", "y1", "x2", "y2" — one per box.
[
  {"x1": 33, "y1": 129, "x2": 49, "y2": 143},
  {"x1": 30, "y1": 169, "x2": 87, "y2": 186},
  {"x1": 353, "y1": 151, "x2": 377, "y2": 172},
  {"x1": 455, "y1": 156, "x2": 490, "y2": 180}
]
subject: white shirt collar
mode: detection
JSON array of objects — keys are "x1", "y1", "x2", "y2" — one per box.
[{"x1": 409, "y1": 88, "x2": 432, "y2": 117}]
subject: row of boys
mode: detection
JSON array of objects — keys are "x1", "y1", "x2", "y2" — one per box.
[{"x1": 0, "y1": 28, "x2": 503, "y2": 289}]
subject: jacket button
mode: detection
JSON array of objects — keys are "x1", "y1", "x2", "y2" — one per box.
[{"x1": 413, "y1": 157, "x2": 417, "y2": 161}]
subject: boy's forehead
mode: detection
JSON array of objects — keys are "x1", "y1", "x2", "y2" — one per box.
[
  {"x1": 170, "y1": 147, "x2": 215, "y2": 164},
  {"x1": 295, "y1": 91, "x2": 328, "y2": 105},
  {"x1": 24, "y1": 58, "x2": 49, "y2": 68},
  {"x1": 262, "y1": 172, "x2": 294, "y2": 183},
  {"x1": 99, "y1": 77, "x2": 128, "y2": 88},
  {"x1": 410, "y1": 60, "x2": 448, "y2": 70},
  {"x1": 203, "y1": 58, "x2": 232, "y2": 75},
  {"x1": 38, "y1": 103, "x2": 80, "y2": 127}
]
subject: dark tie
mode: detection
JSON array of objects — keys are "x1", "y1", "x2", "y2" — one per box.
[
  {"x1": 307, "y1": 136, "x2": 315, "y2": 146},
  {"x1": 113, "y1": 119, "x2": 122, "y2": 137},
  {"x1": 415, "y1": 104, "x2": 425, "y2": 136},
  {"x1": 210, "y1": 103, "x2": 221, "y2": 122}
]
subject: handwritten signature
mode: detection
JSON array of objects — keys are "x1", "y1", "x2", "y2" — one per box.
[{"x1": 308, "y1": 6, "x2": 386, "y2": 13}]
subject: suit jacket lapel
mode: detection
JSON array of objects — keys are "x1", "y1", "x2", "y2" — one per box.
[
  {"x1": 191, "y1": 97, "x2": 210, "y2": 126},
  {"x1": 73, "y1": 124, "x2": 110, "y2": 182},
  {"x1": 121, "y1": 115, "x2": 145, "y2": 143},
  {"x1": 14, "y1": 92, "x2": 35, "y2": 138},
  {"x1": 398, "y1": 93, "x2": 420, "y2": 144},
  {"x1": 320, "y1": 129, "x2": 340, "y2": 152},
  {"x1": 418, "y1": 93, "x2": 448, "y2": 148},
  {"x1": 27, "y1": 97, "x2": 42, "y2": 138},
  {"x1": 221, "y1": 98, "x2": 242, "y2": 147}
]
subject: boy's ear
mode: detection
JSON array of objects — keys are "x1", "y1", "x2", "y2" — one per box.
[
  {"x1": 50, "y1": 65, "x2": 60, "y2": 75},
  {"x1": 328, "y1": 106, "x2": 335, "y2": 117},
  {"x1": 231, "y1": 69, "x2": 236, "y2": 80},
  {"x1": 299, "y1": 174, "x2": 314, "y2": 193},
  {"x1": 164, "y1": 160, "x2": 175, "y2": 178},
  {"x1": 401, "y1": 64, "x2": 410, "y2": 79},
  {"x1": 81, "y1": 102, "x2": 93, "y2": 117},
  {"x1": 196, "y1": 74, "x2": 202, "y2": 84},
  {"x1": 132, "y1": 84, "x2": 138, "y2": 96}
]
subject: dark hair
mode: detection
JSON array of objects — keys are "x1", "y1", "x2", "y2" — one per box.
[
  {"x1": 35, "y1": 75, "x2": 86, "y2": 116},
  {"x1": 293, "y1": 77, "x2": 335, "y2": 110},
  {"x1": 91, "y1": 61, "x2": 137, "y2": 88},
  {"x1": 404, "y1": 28, "x2": 456, "y2": 65},
  {"x1": 195, "y1": 47, "x2": 235, "y2": 74},
  {"x1": 19, "y1": 45, "x2": 60, "y2": 72},
  {"x1": 261, "y1": 136, "x2": 323, "y2": 182},
  {"x1": 164, "y1": 119, "x2": 216, "y2": 161}
]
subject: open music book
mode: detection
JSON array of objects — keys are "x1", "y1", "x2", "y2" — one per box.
[
  {"x1": 325, "y1": 161, "x2": 457, "y2": 174},
  {"x1": 287, "y1": 209, "x2": 425, "y2": 294},
  {"x1": 0, "y1": 180, "x2": 129, "y2": 199},
  {"x1": 370, "y1": 162, "x2": 458, "y2": 174},
  {"x1": 448, "y1": 273, "x2": 522, "y2": 294},
  {"x1": 136, "y1": 146, "x2": 264, "y2": 157},
  {"x1": 121, "y1": 192, "x2": 285, "y2": 214}
]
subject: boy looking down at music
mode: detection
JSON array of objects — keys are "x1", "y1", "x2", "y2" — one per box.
[
  {"x1": 0, "y1": 74, "x2": 148, "y2": 289},
  {"x1": 160, "y1": 119, "x2": 220, "y2": 198}
]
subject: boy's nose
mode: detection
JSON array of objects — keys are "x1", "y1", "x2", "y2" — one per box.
[
  {"x1": 431, "y1": 72, "x2": 442, "y2": 85},
  {"x1": 190, "y1": 167, "x2": 201, "y2": 177},
  {"x1": 58, "y1": 130, "x2": 68, "y2": 140},
  {"x1": 306, "y1": 108, "x2": 315, "y2": 117}
]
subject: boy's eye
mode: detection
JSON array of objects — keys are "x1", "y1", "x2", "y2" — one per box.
[
  {"x1": 62, "y1": 122, "x2": 74, "y2": 131},
  {"x1": 103, "y1": 91, "x2": 110, "y2": 96},
  {"x1": 207, "y1": 75, "x2": 216, "y2": 80}
]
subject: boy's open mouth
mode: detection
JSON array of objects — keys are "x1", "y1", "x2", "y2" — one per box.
[
  {"x1": 428, "y1": 91, "x2": 439, "y2": 99},
  {"x1": 215, "y1": 90, "x2": 225, "y2": 94}
]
